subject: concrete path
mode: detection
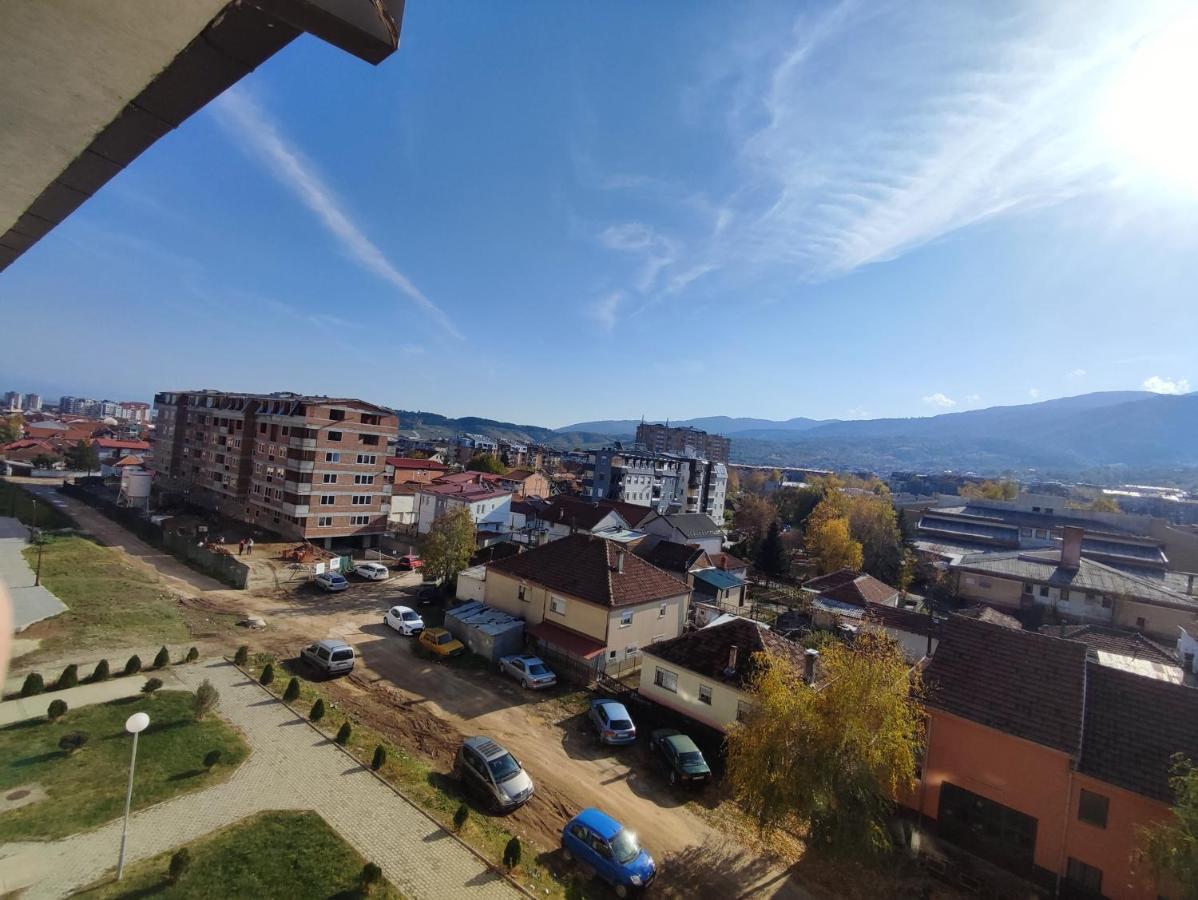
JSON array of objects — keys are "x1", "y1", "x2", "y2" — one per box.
[
  {"x1": 0, "y1": 676, "x2": 148, "y2": 726},
  {"x1": 0, "y1": 659, "x2": 522, "y2": 900},
  {"x1": 0, "y1": 518, "x2": 66, "y2": 631}
]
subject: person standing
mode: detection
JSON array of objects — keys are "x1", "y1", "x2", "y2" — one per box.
[
  {"x1": 238, "y1": 539, "x2": 246, "y2": 556},
  {"x1": 246, "y1": 537, "x2": 254, "y2": 556}
]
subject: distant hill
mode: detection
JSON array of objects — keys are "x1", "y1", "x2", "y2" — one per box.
[
  {"x1": 560, "y1": 415, "x2": 827, "y2": 435},
  {"x1": 395, "y1": 410, "x2": 612, "y2": 450}
]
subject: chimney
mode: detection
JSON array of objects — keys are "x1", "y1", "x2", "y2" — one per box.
[
  {"x1": 1061, "y1": 525, "x2": 1084, "y2": 570},
  {"x1": 804, "y1": 649, "x2": 819, "y2": 685},
  {"x1": 726, "y1": 645, "x2": 739, "y2": 673},
  {"x1": 616, "y1": 549, "x2": 625, "y2": 574}
]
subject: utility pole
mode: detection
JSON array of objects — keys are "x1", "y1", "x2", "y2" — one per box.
[{"x1": 30, "y1": 499, "x2": 43, "y2": 587}]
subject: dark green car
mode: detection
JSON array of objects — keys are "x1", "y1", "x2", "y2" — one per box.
[{"x1": 649, "y1": 728, "x2": 712, "y2": 787}]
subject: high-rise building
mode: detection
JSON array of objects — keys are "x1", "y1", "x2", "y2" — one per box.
[
  {"x1": 153, "y1": 390, "x2": 398, "y2": 546},
  {"x1": 116, "y1": 401, "x2": 151, "y2": 424},
  {"x1": 583, "y1": 445, "x2": 727, "y2": 521},
  {"x1": 24, "y1": 393, "x2": 42, "y2": 411},
  {"x1": 634, "y1": 422, "x2": 731, "y2": 464},
  {"x1": 4, "y1": 391, "x2": 22, "y2": 411}
]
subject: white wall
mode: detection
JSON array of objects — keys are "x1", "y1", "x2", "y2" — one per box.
[{"x1": 638, "y1": 652, "x2": 748, "y2": 732}]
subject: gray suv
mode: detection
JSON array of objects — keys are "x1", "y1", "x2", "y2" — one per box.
[
  {"x1": 453, "y1": 736, "x2": 534, "y2": 812},
  {"x1": 300, "y1": 639, "x2": 355, "y2": 677}
]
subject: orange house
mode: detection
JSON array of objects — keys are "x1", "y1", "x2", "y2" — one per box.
[{"x1": 916, "y1": 616, "x2": 1197, "y2": 899}]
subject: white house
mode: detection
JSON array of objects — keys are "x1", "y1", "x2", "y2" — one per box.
[{"x1": 415, "y1": 482, "x2": 513, "y2": 535}]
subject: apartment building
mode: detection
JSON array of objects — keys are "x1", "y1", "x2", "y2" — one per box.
[
  {"x1": 635, "y1": 422, "x2": 731, "y2": 464},
  {"x1": 585, "y1": 444, "x2": 728, "y2": 521},
  {"x1": 152, "y1": 390, "x2": 397, "y2": 546}
]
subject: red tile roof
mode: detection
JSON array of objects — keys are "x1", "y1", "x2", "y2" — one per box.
[
  {"x1": 642, "y1": 617, "x2": 807, "y2": 690},
  {"x1": 94, "y1": 438, "x2": 151, "y2": 450},
  {"x1": 802, "y1": 568, "x2": 899, "y2": 606},
  {"x1": 418, "y1": 482, "x2": 510, "y2": 502},
  {"x1": 528, "y1": 621, "x2": 606, "y2": 660},
  {"x1": 387, "y1": 456, "x2": 448, "y2": 470}
]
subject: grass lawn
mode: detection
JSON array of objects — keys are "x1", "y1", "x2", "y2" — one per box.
[
  {"x1": 0, "y1": 481, "x2": 73, "y2": 530},
  {"x1": 21, "y1": 534, "x2": 191, "y2": 658},
  {"x1": 0, "y1": 690, "x2": 248, "y2": 841},
  {"x1": 75, "y1": 810, "x2": 405, "y2": 899}
]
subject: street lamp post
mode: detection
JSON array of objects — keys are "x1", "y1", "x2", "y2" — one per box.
[
  {"x1": 116, "y1": 712, "x2": 150, "y2": 880},
  {"x1": 31, "y1": 498, "x2": 43, "y2": 586}
]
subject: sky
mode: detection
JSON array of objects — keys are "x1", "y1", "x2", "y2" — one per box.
[{"x1": 2, "y1": 0, "x2": 1198, "y2": 428}]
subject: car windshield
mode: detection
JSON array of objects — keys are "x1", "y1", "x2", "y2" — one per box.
[
  {"x1": 528, "y1": 663, "x2": 549, "y2": 677},
  {"x1": 610, "y1": 719, "x2": 632, "y2": 731},
  {"x1": 610, "y1": 828, "x2": 641, "y2": 865},
  {"x1": 486, "y1": 752, "x2": 522, "y2": 783},
  {"x1": 437, "y1": 633, "x2": 451, "y2": 645},
  {"x1": 402, "y1": 612, "x2": 419, "y2": 621},
  {"x1": 678, "y1": 750, "x2": 705, "y2": 766}
]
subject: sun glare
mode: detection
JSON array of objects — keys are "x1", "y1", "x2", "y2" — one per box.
[{"x1": 1102, "y1": 13, "x2": 1198, "y2": 195}]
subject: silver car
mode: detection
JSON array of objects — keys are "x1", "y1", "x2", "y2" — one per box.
[
  {"x1": 589, "y1": 699, "x2": 637, "y2": 745},
  {"x1": 300, "y1": 639, "x2": 355, "y2": 677},
  {"x1": 453, "y1": 736, "x2": 534, "y2": 811},
  {"x1": 497, "y1": 654, "x2": 557, "y2": 689}
]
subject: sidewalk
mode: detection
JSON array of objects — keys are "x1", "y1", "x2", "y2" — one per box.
[
  {"x1": 0, "y1": 675, "x2": 148, "y2": 726},
  {"x1": 0, "y1": 659, "x2": 522, "y2": 900},
  {"x1": 0, "y1": 518, "x2": 66, "y2": 631}
]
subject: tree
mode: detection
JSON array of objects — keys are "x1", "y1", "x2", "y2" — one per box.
[
  {"x1": 58, "y1": 731, "x2": 88, "y2": 755},
  {"x1": 55, "y1": 664, "x2": 78, "y2": 690},
  {"x1": 503, "y1": 836, "x2": 522, "y2": 871},
  {"x1": 64, "y1": 439, "x2": 99, "y2": 475},
  {"x1": 185, "y1": 646, "x2": 199, "y2": 663},
  {"x1": 465, "y1": 452, "x2": 507, "y2": 475},
  {"x1": 31, "y1": 453, "x2": 57, "y2": 470},
  {"x1": 168, "y1": 848, "x2": 192, "y2": 885},
  {"x1": 1087, "y1": 495, "x2": 1122, "y2": 514},
  {"x1": 453, "y1": 803, "x2": 469, "y2": 832},
  {"x1": 359, "y1": 863, "x2": 383, "y2": 895},
  {"x1": 958, "y1": 480, "x2": 1017, "y2": 501},
  {"x1": 725, "y1": 632, "x2": 923, "y2": 856},
  {"x1": 372, "y1": 745, "x2": 387, "y2": 771},
  {"x1": 193, "y1": 679, "x2": 219, "y2": 719},
  {"x1": 259, "y1": 663, "x2": 274, "y2": 686},
  {"x1": 1139, "y1": 755, "x2": 1198, "y2": 896},
  {"x1": 203, "y1": 749, "x2": 223, "y2": 770},
  {"x1": 47, "y1": 699, "x2": 68, "y2": 721},
  {"x1": 423, "y1": 506, "x2": 476, "y2": 586},
  {"x1": 843, "y1": 493, "x2": 904, "y2": 585},
  {"x1": 734, "y1": 494, "x2": 776, "y2": 545},
  {"x1": 774, "y1": 484, "x2": 824, "y2": 529},
  {"x1": 124, "y1": 654, "x2": 142, "y2": 676},
  {"x1": 335, "y1": 722, "x2": 352, "y2": 745},
  {"x1": 142, "y1": 677, "x2": 164, "y2": 696},
  {"x1": 805, "y1": 514, "x2": 863, "y2": 574},
  {"x1": 20, "y1": 673, "x2": 44, "y2": 697},
  {"x1": 234, "y1": 645, "x2": 249, "y2": 666},
  {"x1": 310, "y1": 698, "x2": 326, "y2": 722},
  {"x1": 153, "y1": 646, "x2": 171, "y2": 669},
  {"x1": 90, "y1": 659, "x2": 110, "y2": 682},
  {"x1": 756, "y1": 520, "x2": 788, "y2": 576},
  {"x1": 283, "y1": 677, "x2": 300, "y2": 703},
  {"x1": 0, "y1": 414, "x2": 23, "y2": 445}
]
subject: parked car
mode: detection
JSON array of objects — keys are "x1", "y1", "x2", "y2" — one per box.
[
  {"x1": 300, "y1": 639, "x2": 355, "y2": 677},
  {"x1": 561, "y1": 808, "x2": 656, "y2": 897},
  {"x1": 453, "y1": 735, "x2": 534, "y2": 811},
  {"x1": 497, "y1": 654, "x2": 557, "y2": 689},
  {"x1": 384, "y1": 605, "x2": 424, "y2": 636},
  {"x1": 588, "y1": 699, "x2": 637, "y2": 745},
  {"x1": 418, "y1": 627, "x2": 465, "y2": 658},
  {"x1": 396, "y1": 554, "x2": 424, "y2": 571},
  {"x1": 409, "y1": 583, "x2": 440, "y2": 605},
  {"x1": 353, "y1": 562, "x2": 390, "y2": 581},
  {"x1": 314, "y1": 572, "x2": 349, "y2": 592},
  {"x1": 648, "y1": 728, "x2": 712, "y2": 787}
]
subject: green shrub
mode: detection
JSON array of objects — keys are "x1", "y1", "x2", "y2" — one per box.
[
  {"x1": 453, "y1": 803, "x2": 469, "y2": 833},
  {"x1": 167, "y1": 848, "x2": 191, "y2": 885},
  {"x1": 58, "y1": 731, "x2": 88, "y2": 755},
  {"x1": 310, "y1": 698, "x2": 325, "y2": 722},
  {"x1": 193, "y1": 679, "x2": 219, "y2": 720},
  {"x1": 185, "y1": 646, "x2": 199, "y2": 663},
  {"x1": 47, "y1": 699, "x2": 67, "y2": 721},
  {"x1": 359, "y1": 862, "x2": 382, "y2": 894},
  {"x1": 503, "y1": 836, "x2": 522, "y2": 871},
  {"x1": 335, "y1": 722, "x2": 352, "y2": 745},
  {"x1": 90, "y1": 659, "x2": 110, "y2": 682},
  {"x1": 259, "y1": 663, "x2": 274, "y2": 686},
  {"x1": 55, "y1": 664, "x2": 79, "y2": 691},
  {"x1": 142, "y1": 677, "x2": 164, "y2": 696},
  {"x1": 283, "y1": 677, "x2": 300, "y2": 703},
  {"x1": 124, "y1": 655, "x2": 142, "y2": 676},
  {"x1": 371, "y1": 744, "x2": 386, "y2": 771},
  {"x1": 203, "y1": 749, "x2": 222, "y2": 770},
  {"x1": 20, "y1": 673, "x2": 44, "y2": 697},
  {"x1": 153, "y1": 646, "x2": 171, "y2": 669},
  {"x1": 233, "y1": 645, "x2": 249, "y2": 666}
]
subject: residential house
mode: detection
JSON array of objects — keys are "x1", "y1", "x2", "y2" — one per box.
[
  {"x1": 638, "y1": 617, "x2": 807, "y2": 732},
  {"x1": 494, "y1": 469, "x2": 550, "y2": 500},
  {"x1": 709, "y1": 551, "x2": 750, "y2": 579},
  {"x1": 859, "y1": 604, "x2": 939, "y2": 662},
  {"x1": 414, "y1": 481, "x2": 512, "y2": 535},
  {"x1": 385, "y1": 456, "x2": 449, "y2": 486},
  {"x1": 916, "y1": 614, "x2": 1198, "y2": 899},
  {"x1": 692, "y1": 568, "x2": 748, "y2": 610},
  {"x1": 635, "y1": 540, "x2": 711, "y2": 584},
  {"x1": 100, "y1": 454, "x2": 147, "y2": 478},
  {"x1": 93, "y1": 437, "x2": 151, "y2": 464},
  {"x1": 639, "y1": 512, "x2": 724, "y2": 555},
  {"x1": 483, "y1": 534, "x2": 690, "y2": 674},
  {"x1": 537, "y1": 496, "x2": 645, "y2": 542},
  {"x1": 801, "y1": 568, "x2": 902, "y2": 608},
  {"x1": 1038, "y1": 623, "x2": 1182, "y2": 683},
  {"x1": 386, "y1": 484, "x2": 419, "y2": 530}
]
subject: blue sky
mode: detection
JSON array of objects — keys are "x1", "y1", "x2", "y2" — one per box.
[{"x1": 2, "y1": 0, "x2": 1197, "y2": 427}]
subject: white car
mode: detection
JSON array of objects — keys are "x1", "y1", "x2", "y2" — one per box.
[
  {"x1": 384, "y1": 605, "x2": 424, "y2": 636},
  {"x1": 354, "y1": 562, "x2": 390, "y2": 581},
  {"x1": 314, "y1": 572, "x2": 349, "y2": 592}
]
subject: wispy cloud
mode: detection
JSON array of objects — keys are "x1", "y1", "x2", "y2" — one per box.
[
  {"x1": 1028, "y1": 387, "x2": 1042, "y2": 399},
  {"x1": 587, "y1": 290, "x2": 625, "y2": 333},
  {"x1": 963, "y1": 393, "x2": 982, "y2": 404},
  {"x1": 212, "y1": 89, "x2": 463, "y2": 340},
  {"x1": 922, "y1": 392, "x2": 956, "y2": 408},
  {"x1": 1067, "y1": 368, "x2": 1087, "y2": 379},
  {"x1": 845, "y1": 407, "x2": 871, "y2": 419},
  {"x1": 1143, "y1": 375, "x2": 1191, "y2": 394},
  {"x1": 599, "y1": 223, "x2": 680, "y2": 293}
]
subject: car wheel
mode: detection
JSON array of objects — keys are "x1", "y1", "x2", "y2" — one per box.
[
  {"x1": 669, "y1": 770, "x2": 678, "y2": 786},
  {"x1": 561, "y1": 847, "x2": 572, "y2": 863},
  {"x1": 615, "y1": 884, "x2": 629, "y2": 898},
  {"x1": 522, "y1": 678, "x2": 530, "y2": 689}
]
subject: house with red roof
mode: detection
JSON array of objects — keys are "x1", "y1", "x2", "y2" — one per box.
[
  {"x1": 414, "y1": 480, "x2": 512, "y2": 535},
  {"x1": 385, "y1": 456, "x2": 449, "y2": 486}
]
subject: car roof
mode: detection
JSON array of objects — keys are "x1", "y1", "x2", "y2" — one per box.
[
  {"x1": 424, "y1": 626, "x2": 448, "y2": 635},
  {"x1": 392, "y1": 605, "x2": 415, "y2": 614},
  {"x1": 322, "y1": 572, "x2": 346, "y2": 579},
  {"x1": 361, "y1": 561, "x2": 385, "y2": 568},
  {"x1": 573, "y1": 807, "x2": 622, "y2": 840},
  {"x1": 593, "y1": 699, "x2": 630, "y2": 716},
  {"x1": 463, "y1": 735, "x2": 510, "y2": 760},
  {"x1": 664, "y1": 733, "x2": 701, "y2": 754},
  {"x1": 314, "y1": 639, "x2": 350, "y2": 651}
]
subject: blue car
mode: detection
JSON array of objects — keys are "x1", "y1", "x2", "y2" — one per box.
[
  {"x1": 588, "y1": 698, "x2": 637, "y2": 745},
  {"x1": 561, "y1": 808, "x2": 656, "y2": 897}
]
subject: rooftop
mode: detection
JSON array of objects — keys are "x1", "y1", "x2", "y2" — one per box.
[
  {"x1": 643, "y1": 512, "x2": 723, "y2": 539},
  {"x1": 634, "y1": 540, "x2": 708, "y2": 575},
  {"x1": 643, "y1": 617, "x2": 807, "y2": 690},
  {"x1": 802, "y1": 568, "x2": 900, "y2": 607},
  {"x1": 693, "y1": 568, "x2": 745, "y2": 592},
  {"x1": 387, "y1": 456, "x2": 448, "y2": 470}
]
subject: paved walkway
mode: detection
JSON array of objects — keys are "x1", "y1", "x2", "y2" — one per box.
[
  {"x1": 0, "y1": 660, "x2": 522, "y2": 900},
  {"x1": 0, "y1": 518, "x2": 66, "y2": 631},
  {"x1": 0, "y1": 675, "x2": 148, "y2": 726}
]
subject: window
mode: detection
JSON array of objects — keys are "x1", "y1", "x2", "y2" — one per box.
[
  {"x1": 351, "y1": 495, "x2": 372, "y2": 506},
  {"x1": 329, "y1": 409, "x2": 345, "y2": 421},
  {"x1": 658, "y1": 602, "x2": 667, "y2": 619},
  {"x1": 328, "y1": 431, "x2": 342, "y2": 442},
  {"x1": 1065, "y1": 858, "x2": 1102, "y2": 895},
  {"x1": 1039, "y1": 585, "x2": 1050, "y2": 598},
  {"x1": 620, "y1": 609, "x2": 633, "y2": 627},
  {"x1": 322, "y1": 473, "x2": 337, "y2": 484},
  {"x1": 608, "y1": 650, "x2": 617, "y2": 661},
  {"x1": 350, "y1": 515, "x2": 370, "y2": 526},
  {"x1": 549, "y1": 595, "x2": 566, "y2": 615},
  {"x1": 517, "y1": 585, "x2": 526, "y2": 602},
  {"x1": 354, "y1": 474, "x2": 375, "y2": 485},
  {"x1": 1023, "y1": 582, "x2": 1034, "y2": 595},
  {"x1": 1077, "y1": 790, "x2": 1108, "y2": 828},
  {"x1": 1136, "y1": 616, "x2": 1146, "y2": 630},
  {"x1": 320, "y1": 495, "x2": 335, "y2": 506},
  {"x1": 360, "y1": 433, "x2": 380, "y2": 446},
  {"x1": 736, "y1": 700, "x2": 751, "y2": 722},
  {"x1": 325, "y1": 452, "x2": 340, "y2": 463},
  {"x1": 356, "y1": 453, "x2": 377, "y2": 465},
  {"x1": 698, "y1": 684, "x2": 713, "y2": 705},
  {"x1": 1102, "y1": 597, "x2": 1112, "y2": 609},
  {"x1": 654, "y1": 668, "x2": 678, "y2": 693},
  {"x1": 317, "y1": 516, "x2": 332, "y2": 527},
  {"x1": 625, "y1": 644, "x2": 638, "y2": 657},
  {"x1": 938, "y1": 782, "x2": 1037, "y2": 874}
]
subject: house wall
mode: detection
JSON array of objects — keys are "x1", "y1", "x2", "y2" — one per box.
[
  {"x1": 863, "y1": 623, "x2": 936, "y2": 661},
  {"x1": 1114, "y1": 597, "x2": 1198, "y2": 642},
  {"x1": 638, "y1": 651, "x2": 747, "y2": 732},
  {"x1": 483, "y1": 570, "x2": 609, "y2": 641},
  {"x1": 955, "y1": 572, "x2": 1026, "y2": 609},
  {"x1": 603, "y1": 593, "x2": 688, "y2": 664}
]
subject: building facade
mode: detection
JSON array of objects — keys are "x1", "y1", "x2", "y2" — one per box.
[
  {"x1": 585, "y1": 445, "x2": 687, "y2": 510},
  {"x1": 635, "y1": 422, "x2": 731, "y2": 464},
  {"x1": 152, "y1": 390, "x2": 397, "y2": 545}
]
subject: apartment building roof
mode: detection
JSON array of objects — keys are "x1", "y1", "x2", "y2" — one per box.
[
  {"x1": 802, "y1": 568, "x2": 900, "y2": 607},
  {"x1": 387, "y1": 456, "x2": 448, "y2": 471},
  {"x1": 487, "y1": 533, "x2": 688, "y2": 608},
  {"x1": 642, "y1": 617, "x2": 806, "y2": 690}
]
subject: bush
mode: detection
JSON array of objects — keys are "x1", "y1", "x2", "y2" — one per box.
[
  {"x1": 283, "y1": 677, "x2": 300, "y2": 703},
  {"x1": 47, "y1": 699, "x2": 67, "y2": 721},
  {"x1": 90, "y1": 659, "x2": 110, "y2": 683},
  {"x1": 259, "y1": 663, "x2": 274, "y2": 686},
  {"x1": 153, "y1": 646, "x2": 171, "y2": 669},
  {"x1": 58, "y1": 731, "x2": 88, "y2": 755},
  {"x1": 310, "y1": 698, "x2": 326, "y2": 722},
  {"x1": 168, "y1": 848, "x2": 191, "y2": 885},
  {"x1": 359, "y1": 862, "x2": 382, "y2": 894},
  {"x1": 142, "y1": 677, "x2": 164, "y2": 696},
  {"x1": 124, "y1": 655, "x2": 142, "y2": 676},
  {"x1": 20, "y1": 673, "x2": 44, "y2": 697},
  {"x1": 193, "y1": 679, "x2": 219, "y2": 720},
  {"x1": 185, "y1": 646, "x2": 199, "y2": 663},
  {"x1": 203, "y1": 749, "x2": 222, "y2": 770},
  {"x1": 503, "y1": 836, "x2": 522, "y2": 871},
  {"x1": 453, "y1": 803, "x2": 469, "y2": 833},
  {"x1": 55, "y1": 664, "x2": 79, "y2": 691},
  {"x1": 335, "y1": 722, "x2": 352, "y2": 745},
  {"x1": 233, "y1": 645, "x2": 249, "y2": 666},
  {"x1": 371, "y1": 744, "x2": 386, "y2": 771}
]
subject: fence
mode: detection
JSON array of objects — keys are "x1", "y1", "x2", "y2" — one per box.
[{"x1": 60, "y1": 482, "x2": 250, "y2": 588}]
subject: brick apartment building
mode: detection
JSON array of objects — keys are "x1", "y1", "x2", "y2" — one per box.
[
  {"x1": 634, "y1": 422, "x2": 731, "y2": 464},
  {"x1": 152, "y1": 390, "x2": 397, "y2": 546}
]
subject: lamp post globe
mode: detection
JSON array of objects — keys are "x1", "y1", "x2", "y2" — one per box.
[
  {"x1": 125, "y1": 712, "x2": 150, "y2": 734},
  {"x1": 117, "y1": 712, "x2": 151, "y2": 879}
]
